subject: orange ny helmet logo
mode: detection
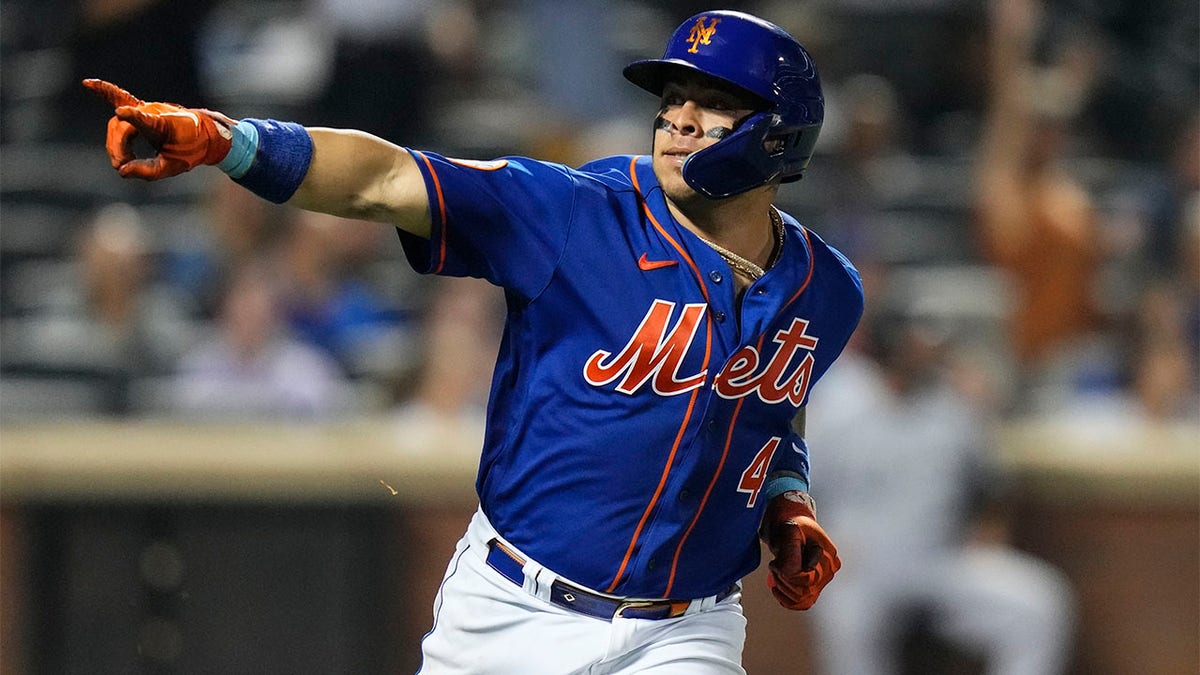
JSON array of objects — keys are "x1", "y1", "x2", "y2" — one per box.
[{"x1": 686, "y1": 16, "x2": 721, "y2": 53}]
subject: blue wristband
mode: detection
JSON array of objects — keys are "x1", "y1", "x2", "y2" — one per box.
[
  {"x1": 217, "y1": 120, "x2": 259, "y2": 178},
  {"x1": 231, "y1": 118, "x2": 313, "y2": 204}
]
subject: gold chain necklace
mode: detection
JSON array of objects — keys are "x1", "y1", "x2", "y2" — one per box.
[{"x1": 698, "y1": 207, "x2": 785, "y2": 281}]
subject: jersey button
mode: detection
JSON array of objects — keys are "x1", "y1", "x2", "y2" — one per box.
[
  {"x1": 647, "y1": 558, "x2": 658, "y2": 571},
  {"x1": 709, "y1": 270, "x2": 723, "y2": 283},
  {"x1": 713, "y1": 310, "x2": 726, "y2": 322},
  {"x1": 678, "y1": 489, "x2": 691, "y2": 502}
]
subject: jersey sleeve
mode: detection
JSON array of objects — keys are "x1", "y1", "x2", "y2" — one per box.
[
  {"x1": 397, "y1": 150, "x2": 578, "y2": 300},
  {"x1": 766, "y1": 431, "x2": 811, "y2": 497}
]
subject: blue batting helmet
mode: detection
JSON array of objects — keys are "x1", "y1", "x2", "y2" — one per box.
[{"x1": 623, "y1": 10, "x2": 823, "y2": 199}]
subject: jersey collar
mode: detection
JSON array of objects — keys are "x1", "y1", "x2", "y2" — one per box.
[{"x1": 630, "y1": 156, "x2": 814, "y2": 302}]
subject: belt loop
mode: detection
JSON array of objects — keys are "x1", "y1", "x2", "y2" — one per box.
[
  {"x1": 685, "y1": 593, "x2": 717, "y2": 615},
  {"x1": 528, "y1": 564, "x2": 556, "y2": 602}
]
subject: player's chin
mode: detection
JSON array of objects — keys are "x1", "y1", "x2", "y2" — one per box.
[
  {"x1": 659, "y1": 180, "x2": 701, "y2": 207},
  {"x1": 664, "y1": 185, "x2": 708, "y2": 210},
  {"x1": 652, "y1": 159, "x2": 695, "y2": 199}
]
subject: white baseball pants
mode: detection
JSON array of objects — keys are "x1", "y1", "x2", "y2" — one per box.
[{"x1": 418, "y1": 507, "x2": 748, "y2": 675}]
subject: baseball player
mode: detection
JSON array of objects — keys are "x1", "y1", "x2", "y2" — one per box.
[{"x1": 85, "y1": 10, "x2": 864, "y2": 674}]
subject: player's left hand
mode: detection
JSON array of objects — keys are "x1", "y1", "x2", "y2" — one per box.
[
  {"x1": 760, "y1": 490, "x2": 841, "y2": 610},
  {"x1": 82, "y1": 78, "x2": 236, "y2": 181}
]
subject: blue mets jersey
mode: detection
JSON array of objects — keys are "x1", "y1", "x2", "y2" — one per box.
[{"x1": 398, "y1": 152, "x2": 863, "y2": 599}]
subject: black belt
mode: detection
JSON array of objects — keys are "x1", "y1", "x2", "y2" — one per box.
[{"x1": 485, "y1": 538, "x2": 736, "y2": 621}]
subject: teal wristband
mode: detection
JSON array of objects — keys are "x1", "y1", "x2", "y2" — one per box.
[
  {"x1": 217, "y1": 120, "x2": 259, "y2": 179},
  {"x1": 765, "y1": 476, "x2": 809, "y2": 501}
]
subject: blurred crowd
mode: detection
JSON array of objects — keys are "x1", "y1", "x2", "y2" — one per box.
[
  {"x1": 1, "y1": 1, "x2": 1195, "y2": 672},
  {"x1": 1, "y1": 0, "x2": 1195, "y2": 430}
]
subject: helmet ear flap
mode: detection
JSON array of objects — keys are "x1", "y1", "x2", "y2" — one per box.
[
  {"x1": 682, "y1": 113, "x2": 821, "y2": 199},
  {"x1": 682, "y1": 113, "x2": 777, "y2": 199}
]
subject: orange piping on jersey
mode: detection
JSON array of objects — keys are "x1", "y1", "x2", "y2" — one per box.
[
  {"x1": 414, "y1": 151, "x2": 450, "y2": 274},
  {"x1": 628, "y1": 157, "x2": 711, "y2": 305},
  {"x1": 606, "y1": 156, "x2": 714, "y2": 594},
  {"x1": 663, "y1": 333, "x2": 765, "y2": 597},
  {"x1": 607, "y1": 385, "x2": 705, "y2": 594},
  {"x1": 663, "y1": 227, "x2": 817, "y2": 592},
  {"x1": 781, "y1": 226, "x2": 816, "y2": 309}
]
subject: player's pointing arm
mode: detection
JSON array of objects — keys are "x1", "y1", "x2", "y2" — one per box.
[
  {"x1": 291, "y1": 128, "x2": 431, "y2": 238},
  {"x1": 82, "y1": 79, "x2": 432, "y2": 239}
]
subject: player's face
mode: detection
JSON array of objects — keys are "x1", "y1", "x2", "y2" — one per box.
[{"x1": 652, "y1": 77, "x2": 758, "y2": 204}]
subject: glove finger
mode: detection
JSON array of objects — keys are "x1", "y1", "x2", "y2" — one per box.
[
  {"x1": 104, "y1": 116, "x2": 139, "y2": 169},
  {"x1": 767, "y1": 559, "x2": 806, "y2": 599},
  {"x1": 766, "y1": 523, "x2": 805, "y2": 559},
  {"x1": 807, "y1": 553, "x2": 840, "y2": 593},
  {"x1": 82, "y1": 79, "x2": 142, "y2": 109},
  {"x1": 825, "y1": 546, "x2": 843, "y2": 574},
  {"x1": 808, "y1": 538, "x2": 842, "y2": 575},
  {"x1": 770, "y1": 582, "x2": 815, "y2": 610},
  {"x1": 114, "y1": 106, "x2": 171, "y2": 140},
  {"x1": 802, "y1": 539, "x2": 841, "y2": 572},
  {"x1": 769, "y1": 534, "x2": 810, "y2": 577},
  {"x1": 773, "y1": 556, "x2": 836, "y2": 596},
  {"x1": 766, "y1": 568, "x2": 817, "y2": 610},
  {"x1": 117, "y1": 156, "x2": 182, "y2": 181},
  {"x1": 787, "y1": 550, "x2": 836, "y2": 587},
  {"x1": 797, "y1": 525, "x2": 840, "y2": 571}
]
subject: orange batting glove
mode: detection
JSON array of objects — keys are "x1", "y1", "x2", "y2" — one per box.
[
  {"x1": 760, "y1": 490, "x2": 841, "y2": 610},
  {"x1": 83, "y1": 78, "x2": 236, "y2": 181}
]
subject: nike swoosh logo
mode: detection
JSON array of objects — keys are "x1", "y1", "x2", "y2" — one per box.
[{"x1": 638, "y1": 253, "x2": 678, "y2": 271}]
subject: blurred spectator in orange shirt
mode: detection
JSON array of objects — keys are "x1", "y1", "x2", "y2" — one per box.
[{"x1": 974, "y1": 0, "x2": 1104, "y2": 404}]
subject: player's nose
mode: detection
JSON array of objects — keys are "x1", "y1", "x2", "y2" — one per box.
[{"x1": 666, "y1": 100, "x2": 704, "y2": 137}]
